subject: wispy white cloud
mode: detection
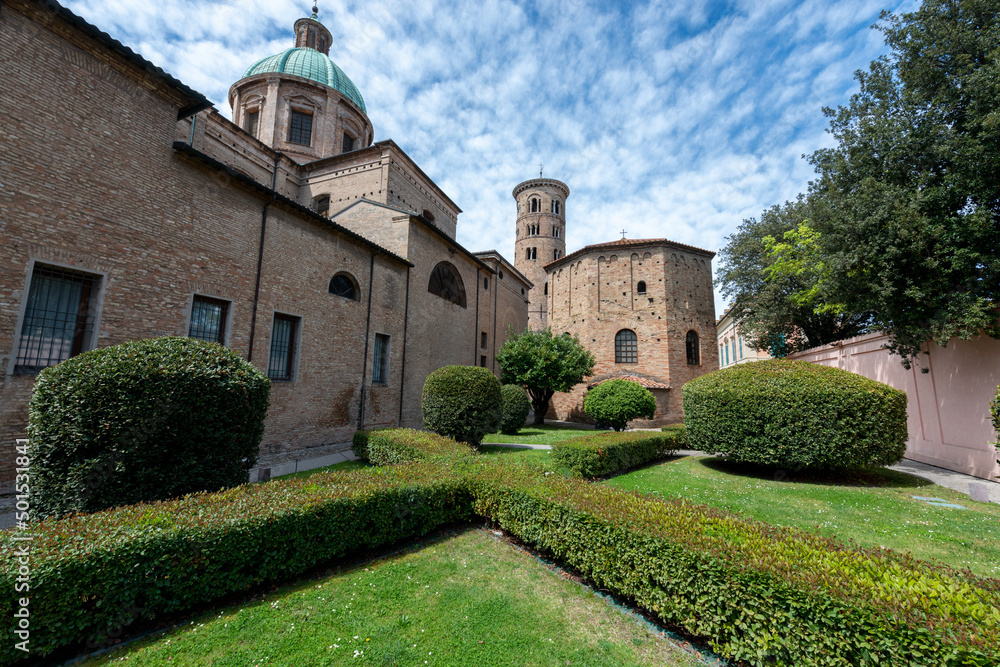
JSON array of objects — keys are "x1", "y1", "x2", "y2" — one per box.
[{"x1": 63, "y1": 0, "x2": 910, "y2": 314}]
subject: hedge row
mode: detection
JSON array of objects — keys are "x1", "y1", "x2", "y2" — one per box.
[
  {"x1": 551, "y1": 431, "x2": 684, "y2": 477},
  {"x1": 468, "y1": 461, "x2": 1000, "y2": 666},
  {"x1": 0, "y1": 464, "x2": 471, "y2": 664},
  {"x1": 5, "y1": 457, "x2": 1000, "y2": 665},
  {"x1": 365, "y1": 428, "x2": 476, "y2": 466}
]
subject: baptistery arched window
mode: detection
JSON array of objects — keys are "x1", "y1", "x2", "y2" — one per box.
[
  {"x1": 686, "y1": 330, "x2": 700, "y2": 365},
  {"x1": 427, "y1": 261, "x2": 466, "y2": 307},
  {"x1": 615, "y1": 329, "x2": 638, "y2": 364},
  {"x1": 329, "y1": 272, "x2": 359, "y2": 300}
]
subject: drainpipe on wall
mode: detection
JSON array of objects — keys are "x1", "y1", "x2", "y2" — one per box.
[
  {"x1": 473, "y1": 267, "x2": 481, "y2": 365},
  {"x1": 492, "y1": 266, "x2": 499, "y2": 372},
  {"x1": 247, "y1": 152, "x2": 282, "y2": 361},
  {"x1": 397, "y1": 265, "x2": 411, "y2": 427},
  {"x1": 358, "y1": 250, "x2": 379, "y2": 429}
]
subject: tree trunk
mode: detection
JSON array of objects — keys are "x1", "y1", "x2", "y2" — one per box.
[{"x1": 528, "y1": 388, "x2": 554, "y2": 425}]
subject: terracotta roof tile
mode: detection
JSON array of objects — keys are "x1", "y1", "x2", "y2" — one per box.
[{"x1": 544, "y1": 237, "x2": 715, "y2": 270}]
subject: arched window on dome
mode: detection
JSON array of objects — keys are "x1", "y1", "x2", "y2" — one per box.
[
  {"x1": 615, "y1": 329, "x2": 638, "y2": 364},
  {"x1": 329, "y1": 272, "x2": 359, "y2": 301},
  {"x1": 686, "y1": 330, "x2": 700, "y2": 365},
  {"x1": 427, "y1": 262, "x2": 466, "y2": 307}
]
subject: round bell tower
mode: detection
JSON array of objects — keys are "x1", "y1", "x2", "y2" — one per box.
[{"x1": 512, "y1": 177, "x2": 569, "y2": 330}]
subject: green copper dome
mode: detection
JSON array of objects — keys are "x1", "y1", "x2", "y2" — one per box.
[{"x1": 243, "y1": 48, "x2": 366, "y2": 113}]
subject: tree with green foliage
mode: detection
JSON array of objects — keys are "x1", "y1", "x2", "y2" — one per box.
[
  {"x1": 495, "y1": 328, "x2": 596, "y2": 424},
  {"x1": 584, "y1": 379, "x2": 656, "y2": 431},
  {"x1": 719, "y1": 0, "x2": 1000, "y2": 366},
  {"x1": 421, "y1": 365, "x2": 502, "y2": 446},
  {"x1": 716, "y1": 196, "x2": 870, "y2": 356},
  {"x1": 806, "y1": 0, "x2": 1000, "y2": 365}
]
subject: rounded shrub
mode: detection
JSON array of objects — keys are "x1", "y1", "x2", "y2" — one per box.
[
  {"x1": 584, "y1": 379, "x2": 656, "y2": 431},
  {"x1": 27, "y1": 336, "x2": 270, "y2": 519},
  {"x1": 499, "y1": 384, "x2": 531, "y2": 435},
  {"x1": 682, "y1": 359, "x2": 907, "y2": 470},
  {"x1": 421, "y1": 365, "x2": 501, "y2": 446}
]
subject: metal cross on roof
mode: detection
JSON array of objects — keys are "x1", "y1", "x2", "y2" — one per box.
[
  {"x1": 539, "y1": 163, "x2": 543, "y2": 178},
  {"x1": 621, "y1": 229, "x2": 627, "y2": 240}
]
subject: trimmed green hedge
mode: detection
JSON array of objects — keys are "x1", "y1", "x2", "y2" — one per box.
[
  {"x1": 422, "y1": 365, "x2": 502, "y2": 445},
  {"x1": 660, "y1": 423, "x2": 689, "y2": 447},
  {"x1": 27, "y1": 337, "x2": 270, "y2": 519},
  {"x1": 0, "y1": 464, "x2": 471, "y2": 664},
  {"x1": 551, "y1": 431, "x2": 683, "y2": 478},
  {"x1": 683, "y1": 360, "x2": 908, "y2": 469},
  {"x1": 3, "y1": 456, "x2": 1000, "y2": 665},
  {"x1": 366, "y1": 428, "x2": 476, "y2": 466},
  {"x1": 351, "y1": 428, "x2": 390, "y2": 462},
  {"x1": 499, "y1": 385, "x2": 531, "y2": 435},
  {"x1": 469, "y1": 463, "x2": 1000, "y2": 666},
  {"x1": 583, "y1": 379, "x2": 656, "y2": 431}
]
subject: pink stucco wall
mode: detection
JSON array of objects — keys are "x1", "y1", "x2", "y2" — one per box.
[{"x1": 787, "y1": 332, "x2": 1000, "y2": 481}]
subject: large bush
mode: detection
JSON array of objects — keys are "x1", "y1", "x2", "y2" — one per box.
[
  {"x1": 584, "y1": 379, "x2": 656, "y2": 430},
  {"x1": 421, "y1": 365, "x2": 501, "y2": 445},
  {"x1": 551, "y1": 431, "x2": 683, "y2": 478},
  {"x1": 27, "y1": 337, "x2": 270, "y2": 519},
  {"x1": 498, "y1": 384, "x2": 531, "y2": 435},
  {"x1": 683, "y1": 359, "x2": 907, "y2": 469}
]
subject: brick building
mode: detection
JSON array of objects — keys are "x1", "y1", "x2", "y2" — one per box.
[
  {"x1": 513, "y1": 179, "x2": 719, "y2": 426},
  {"x1": 0, "y1": 0, "x2": 528, "y2": 490}
]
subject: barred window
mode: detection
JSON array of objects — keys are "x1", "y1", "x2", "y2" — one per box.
[
  {"x1": 268, "y1": 314, "x2": 299, "y2": 381},
  {"x1": 615, "y1": 329, "x2": 637, "y2": 364},
  {"x1": 288, "y1": 110, "x2": 313, "y2": 145},
  {"x1": 687, "y1": 330, "x2": 700, "y2": 365},
  {"x1": 15, "y1": 265, "x2": 99, "y2": 374},
  {"x1": 342, "y1": 133, "x2": 356, "y2": 153},
  {"x1": 372, "y1": 333, "x2": 390, "y2": 384},
  {"x1": 188, "y1": 295, "x2": 228, "y2": 345}
]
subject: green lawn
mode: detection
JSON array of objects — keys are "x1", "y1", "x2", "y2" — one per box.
[
  {"x1": 82, "y1": 528, "x2": 700, "y2": 666},
  {"x1": 606, "y1": 455, "x2": 1000, "y2": 578},
  {"x1": 481, "y1": 423, "x2": 598, "y2": 446}
]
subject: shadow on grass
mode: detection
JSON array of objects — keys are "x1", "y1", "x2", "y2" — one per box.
[{"x1": 697, "y1": 456, "x2": 933, "y2": 489}]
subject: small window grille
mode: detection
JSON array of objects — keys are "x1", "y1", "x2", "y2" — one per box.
[
  {"x1": 288, "y1": 110, "x2": 313, "y2": 145},
  {"x1": 189, "y1": 295, "x2": 228, "y2": 344},
  {"x1": 268, "y1": 314, "x2": 299, "y2": 381},
  {"x1": 615, "y1": 329, "x2": 638, "y2": 364},
  {"x1": 687, "y1": 331, "x2": 700, "y2": 365},
  {"x1": 15, "y1": 265, "x2": 98, "y2": 373},
  {"x1": 372, "y1": 333, "x2": 390, "y2": 384},
  {"x1": 342, "y1": 133, "x2": 356, "y2": 153}
]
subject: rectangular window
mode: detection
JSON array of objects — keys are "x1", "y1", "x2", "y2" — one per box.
[
  {"x1": 14, "y1": 264, "x2": 99, "y2": 374},
  {"x1": 739, "y1": 337, "x2": 743, "y2": 359},
  {"x1": 288, "y1": 110, "x2": 313, "y2": 145},
  {"x1": 372, "y1": 333, "x2": 390, "y2": 385},
  {"x1": 246, "y1": 110, "x2": 259, "y2": 138},
  {"x1": 268, "y1": 314, "x2": 299, "y2": 381},
  {"x1": 480, "y1": 355, "x2": 487, "y2": 367},
  {"x1": 732, "y1": 338, "x2": 738, "y2": 363},
  {"x1": 188, "y1": 295, "x2": 229, "y2": 345},
  {"x1": 342, "y1": 133, "x2": 355, "y2": 153},
  {"x1": 314, "y1": 195, "x2": 330, "y2": 217},
  {"x1": 725, "y1": 345, "x2": 730, "y2": 366},
  {"x1": 481, "y1": 331, "x2": 487, "y2": 349}
]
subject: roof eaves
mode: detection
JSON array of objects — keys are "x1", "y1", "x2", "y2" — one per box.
[
  {"x1": 171, "y1": 142, "x2": 412, "y2": 267},
  {"x1": 37, "y1": 0, "x2": 212, "y2": 119}
]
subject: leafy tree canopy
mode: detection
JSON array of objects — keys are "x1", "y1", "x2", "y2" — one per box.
[
  {"x1": 495, "y1": 328, "x2": 596, "y2": 424},
  {"x1": 721, "y1": 0, "x2": 1000, "y2": 366},
  {"x1": 716, "y1": 196, "x2": 871, "y2": 356}
]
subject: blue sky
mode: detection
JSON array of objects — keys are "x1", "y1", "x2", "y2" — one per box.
[{"x1": 64, "y1": 0, "x2": 914, "y2": 314}]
